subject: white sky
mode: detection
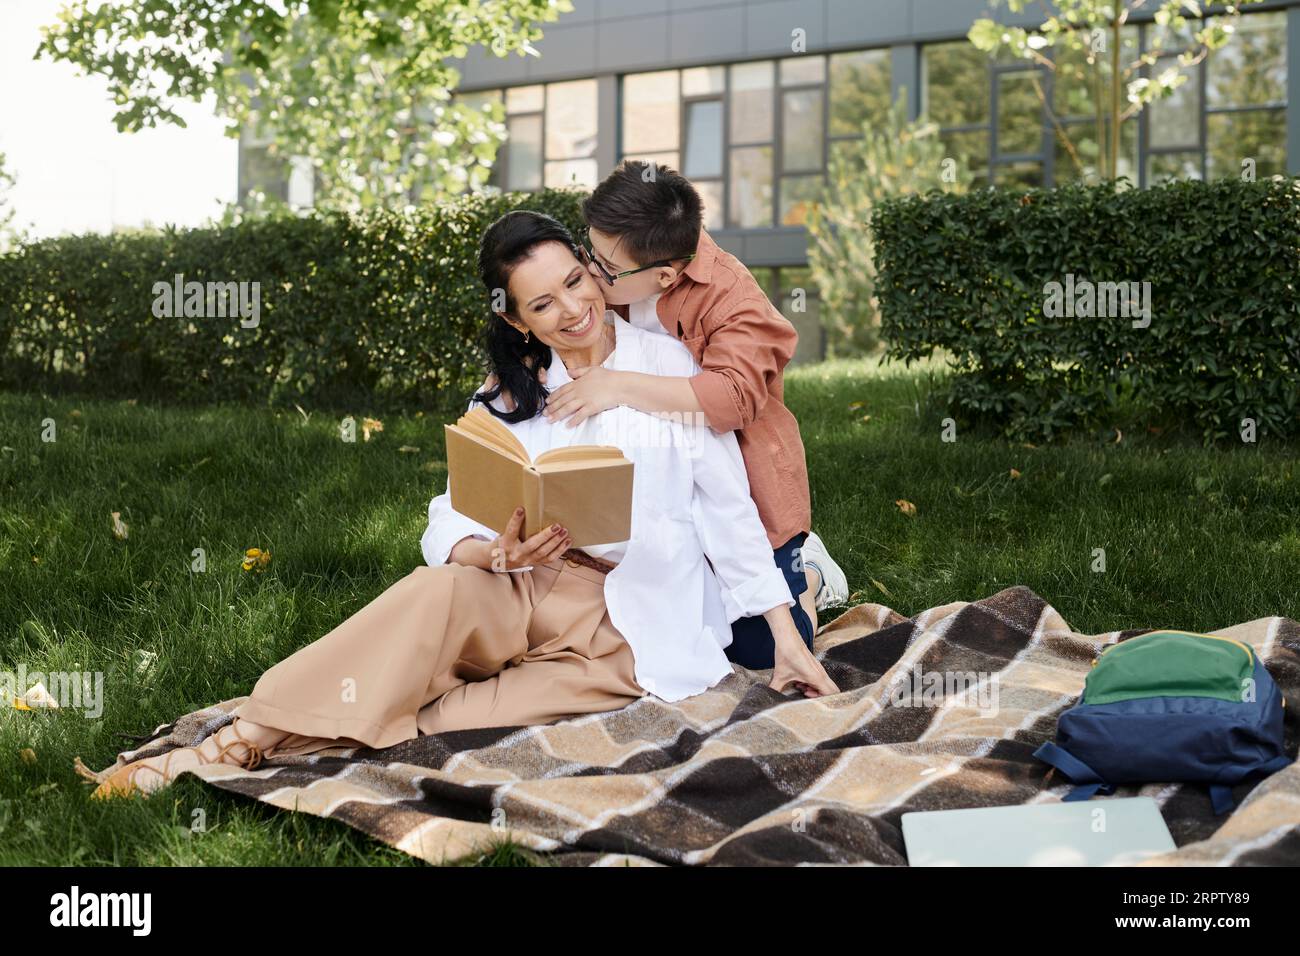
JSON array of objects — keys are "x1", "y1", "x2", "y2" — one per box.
[{"x1": 0, "y1": 0, "x2": 238, "y2": 239}]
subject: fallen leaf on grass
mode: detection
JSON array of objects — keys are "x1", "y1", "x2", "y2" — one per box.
[
  {"x1": 895, "y1": 499, "x2": 917, "y2": 517},
  {"x1": 362, "y1": 418, "x2": 384, "y2": 441},
  {"x1": 14, "y1": 683, "x2": 59, "y2": 710},
  {"x1": 134, "y1": 650, "x2": 158, "y2": 677},
  {"x1": 242, "y1": 547, "x2": 272, "y2": 572},
  {"x1": 871, "y1": 578, "x2": 893, "y2": 597},
  {"x1": 110, "y1": 512, "x2": 129, "y2": 540},
  {"x1": 1009, "y1": 468, "x2": 1022, "y2": 479}
]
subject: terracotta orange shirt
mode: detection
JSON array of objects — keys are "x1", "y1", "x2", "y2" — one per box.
[{"x1": 613, "y1": 228, "x2": 811, "y2": 550}]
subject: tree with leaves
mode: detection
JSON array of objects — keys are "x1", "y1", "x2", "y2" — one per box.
[
  {"x1": 968, "y1": 0, "x2": 1264, "y2": 184},
  {"x1": 0, "y1": 152, "x2": 21, "y2": 252},
  {"x1": 37, "y1": 0, "x2": 570, "y2": 211}
]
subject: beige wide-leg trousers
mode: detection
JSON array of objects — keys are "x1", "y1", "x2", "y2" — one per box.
[{"x1": 230, "y1": 557, "x2": 646, "y2": 759}]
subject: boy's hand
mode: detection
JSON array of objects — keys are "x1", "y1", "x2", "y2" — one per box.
[
  {"x1": 543, "y1": 366, "x2": 622, "y2": 427},
  {"x1": 481, "y1": 363, "x2": 548, "y2": 413}
]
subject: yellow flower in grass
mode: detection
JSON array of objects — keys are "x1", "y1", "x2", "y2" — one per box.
[{"x1": 242, "y1": 547, "x2": 272, "y2": 572}]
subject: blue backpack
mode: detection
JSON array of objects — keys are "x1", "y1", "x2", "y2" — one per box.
[{"x1": 1034, "y1": 630, "x2": 1292, "y2": 815}]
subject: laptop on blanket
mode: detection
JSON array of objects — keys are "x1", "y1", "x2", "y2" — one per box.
[{"x1": 902, "y1": 797, "x2": 1176, "y2": 866}]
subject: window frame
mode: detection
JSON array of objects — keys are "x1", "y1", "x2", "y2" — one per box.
[
  {"x1": 619, "y1": 49, "x2": 895, "y2": 231},
  {"x1": 922, "y1": 9, "x2": 1287, "y2": 190}
]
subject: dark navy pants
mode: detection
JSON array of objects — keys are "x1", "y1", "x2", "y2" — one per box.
[{"x1": 725, "y1": 532, "x2": 814, "y2": 669}]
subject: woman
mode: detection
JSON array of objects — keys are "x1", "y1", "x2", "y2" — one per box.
[{"x1": 77, "y1": 211, "x2": 838, "y2": 799}]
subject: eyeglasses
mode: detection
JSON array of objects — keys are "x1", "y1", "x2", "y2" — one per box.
[{"x1": 579, "y1": 242, "x2": 695, "y2": 287}]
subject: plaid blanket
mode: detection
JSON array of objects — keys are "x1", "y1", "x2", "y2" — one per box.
[{"x1": 91, "y1": 586, "x2": 1300, "y2": 865}]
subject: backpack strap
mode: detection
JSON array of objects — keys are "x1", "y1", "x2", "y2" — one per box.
[
  {"x1": 1033, "y1": 742, "x2": 1115, "y2": 801},
  {"x1": 1209, "y1": 754, "x2": 1295, "y2": 816}
]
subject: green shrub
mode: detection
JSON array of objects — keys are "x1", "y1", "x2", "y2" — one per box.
[
  {"x1": 871, "y1": 177, "x2": 1300, "y2": 443},
  {"x1": 0, "y1": 188, "x2": 588, "y2": 410}
]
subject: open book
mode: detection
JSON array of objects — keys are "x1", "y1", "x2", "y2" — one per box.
[{"x1": 444, "y1": 405, "x2": 634, "y2": 547}]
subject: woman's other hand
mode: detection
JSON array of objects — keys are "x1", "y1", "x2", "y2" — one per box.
[
  {"x1": 489, "y1": 507, "x2": 570, "y2": 571},
  {"x1": 767, "y1": 615, "x2": 838, "y2": 698}
]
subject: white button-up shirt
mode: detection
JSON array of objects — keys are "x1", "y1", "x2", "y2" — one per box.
[
  {"x1": 421, "y1": 312, "x2": 794, "y2": 702},
  {"x1": 628, "y1": 292, "x2": 664, "y2": 336}
]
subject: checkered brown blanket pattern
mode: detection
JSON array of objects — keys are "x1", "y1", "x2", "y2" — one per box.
[{"x1": 93, "y1": 586, "x2": 1300, "y2": 865}]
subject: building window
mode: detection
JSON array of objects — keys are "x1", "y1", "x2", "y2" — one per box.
[
  {"x1": 239, "y1": 143, "x2": 289, "y2": 203},
  {"x1": 727, "y1": 60, "x2": 774, "y2": 228},
  {"x1": 922, "y1": 40, "x2": 1063, "y2": 185},
  {"x1": 828, "y1": 49, "x2": 894, "y2": 166},
  {"x1": 1048, "y1": 31, "x2": 1139, "y2": 185},
  {"x1": 455, "y1": 79, "x2": 597, "y2": 193},
  {"x1": 682, "y1": 66, "x2": 725, "y2": 231},
  {"x1": 922, "y1": 41, "x2": 994, "y2": 183},
  {"x1": 923, "y1": 9, "x2": 1286, "y2": 188},
  {"x1": 622, "y1": 48, "x2": 893, "y2": 231},
  {"x1": 1202, "y1": 9, "x2": 1287, "y2": 181},
  {"x1": 543, "y1": 79, "x2": 599, "y2": 188}
]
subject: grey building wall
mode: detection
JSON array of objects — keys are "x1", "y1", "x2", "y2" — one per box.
[
  {"x1": 235, "y1": 0, "x2": 1299, "y2": 365},
  {"x1": 444, "y1": 0, "x2": 1300, "y2": 267}
]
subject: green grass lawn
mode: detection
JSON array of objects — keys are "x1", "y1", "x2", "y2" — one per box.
[{"x1": 1, "y1": 357, "x2": 1296, "y2": 865}]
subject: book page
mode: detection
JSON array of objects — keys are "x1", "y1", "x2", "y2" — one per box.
[
  {"x1": 456, "y1": 406, "x2": 531, "y2": 464},
  {"x1": 534, "y1": 444, "x2": 626, "y2": 466}
]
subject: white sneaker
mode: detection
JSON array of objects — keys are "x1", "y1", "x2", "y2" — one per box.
[{"x1": 800, "y1": 531, "x2": 849, "y2": 611}]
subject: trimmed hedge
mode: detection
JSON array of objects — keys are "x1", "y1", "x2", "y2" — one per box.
[
  {"x1": 0, "y1": 189, "x2": 588, "y2": 409},
  {"x1": 872, "y1": 178, "x2": 1300, "y2": 442}
]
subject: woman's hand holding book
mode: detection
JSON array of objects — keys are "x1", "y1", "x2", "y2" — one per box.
[{"x1": 449, "y1": 507, "x2": 571, "y2": 572}]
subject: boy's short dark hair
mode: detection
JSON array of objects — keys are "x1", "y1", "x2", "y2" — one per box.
[{"x1": 581, "y1": 159, "x2": 703, "y2": 267}]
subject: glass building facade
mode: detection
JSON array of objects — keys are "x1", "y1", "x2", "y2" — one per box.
[{"x1": 239, "y1": 0, "x2": 1299, "y2": 364}]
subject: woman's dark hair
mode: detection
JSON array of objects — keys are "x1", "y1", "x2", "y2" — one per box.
[{"x1": 474, "y1": 210, "x2": 584, "y2": 423}]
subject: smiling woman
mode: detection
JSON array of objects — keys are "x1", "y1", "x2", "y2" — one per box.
[
  {"x1": 76, "y1": 209, "x2": 837, "y2": 800},
  {"x1": 472, "y1": 212, "x2": 610, "y2": 423}
]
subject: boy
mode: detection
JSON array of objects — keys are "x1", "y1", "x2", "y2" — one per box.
[{"x1": 532, "y1": 159, "x2": 847, "y2": 668}]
